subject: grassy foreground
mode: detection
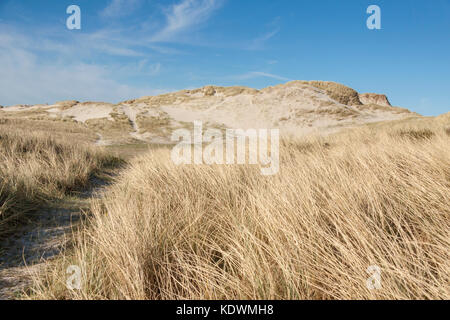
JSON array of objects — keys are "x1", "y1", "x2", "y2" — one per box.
[
  {"x1": 28, "y1": 116, "x2": 450, "y2": 300},
  {"x1": 0, "y1": 119, "x2": 119, "y2": 239}
]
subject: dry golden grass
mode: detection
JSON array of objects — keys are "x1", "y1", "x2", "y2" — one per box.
[
  {"x1": 0, "y1": 118, "x2": 98, "y2": 143},
  {"x1": 356, "y1": 103, "x2": 415, "y2": 115},
  {"x1": 132, "y1": 86, "x2": 259, "y2": 106},
  {"x1": 136, "y1": 115, "x2": 171, "y2": 135},
  {"x1": 29, "y1": 117, "x2": 450, "y2": 300},
  {"x1": 0, "y1": 120, "x2": 120, "y2": 239},
  {"x1": 85, "y1": 113, "x2": 134, "y2": 142},
  {"x1": 437, "y1": 112, "x2": 450, "y2": 122}
]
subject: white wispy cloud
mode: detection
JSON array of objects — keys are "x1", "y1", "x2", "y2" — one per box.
[
  {"x1": 133, "y1": 60, "x2": 162, "y2": 75},
  {"x1": 246, "y1": 28, "x2": 280, "y2": 50},
  {"x1": 245, "y1": 16, "x2": 281, "y2": 50},
  {"x1": 0, "y1": 56, "x2": 166, "y2": 106},
  {"x1": 236, "y1": 71, "x2": 290, "y2": 82},
  {"x1": 0, "y1": 27, "x2": 168, "y2": 106},
  {"x1": 0, "y1": 23, "x2": 146, "y2": 59},
  {"x1": 151, "y1": 0, "x2": 223, "y2": 42},
  {"x1": 100, "y1": 0, "x2": 143, "y2": 18}
]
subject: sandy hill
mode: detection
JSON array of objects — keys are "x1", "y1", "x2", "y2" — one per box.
[{"x1": 0, "y1": 81, "x2": 418, "y2": 145}]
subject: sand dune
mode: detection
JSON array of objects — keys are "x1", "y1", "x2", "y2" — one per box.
[{"x1": 1, "y1": 81, "x2": 417, "y2": 143}]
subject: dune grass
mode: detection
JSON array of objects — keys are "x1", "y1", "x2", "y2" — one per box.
[
  {"x1": 305, "y1": 81, "x2": 362, "y2": 106},
  {"x1": 28, "y1": 117, "x2": 450, "y2": 300},
  {"x1": 0, "y1": 118, "x2": 98, "y2": 143},
  {"x1": 0, "y1": 120, "x2": 120, "y2": 239}
]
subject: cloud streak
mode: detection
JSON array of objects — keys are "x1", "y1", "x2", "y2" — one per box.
[
  {"x1": 236, "y1": 71, "x2": 290, "y2": 82},
  {"x1": 151, "y1": 0, "x2": 223, "y2": 42},
  {"x1": 246, "y1": 28, "x2": 280, "y2": 50}
]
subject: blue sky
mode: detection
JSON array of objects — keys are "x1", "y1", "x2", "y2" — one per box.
[{"x1": 0, "y1": 0, "x2": 449, "y2": 116}]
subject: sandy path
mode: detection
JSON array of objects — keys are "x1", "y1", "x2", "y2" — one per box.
[
  {"x1": 0, "y1": 178, "x2": 110, "y2": 300},
  {"x1": 118, "y1": 105, "x2": 149, "y2": 142}
]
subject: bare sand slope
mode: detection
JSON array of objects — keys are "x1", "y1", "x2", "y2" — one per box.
[{"x1": 0, "y1": 81, "x2": 418, "y2": 144}]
